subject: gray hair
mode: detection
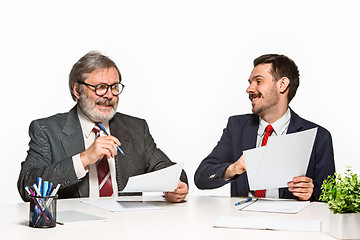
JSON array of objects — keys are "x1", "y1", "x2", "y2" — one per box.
[{"x1": 69, "y1": 51, "x2": 121, "y2": 101}]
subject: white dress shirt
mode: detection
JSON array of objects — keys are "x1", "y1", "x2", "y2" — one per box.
[
  {"x1": 251, "y1": 108, "x2": 291, "y2": 198},
  {"x1": 72, "y1": 107, "x2": 118, "y2": 198}
]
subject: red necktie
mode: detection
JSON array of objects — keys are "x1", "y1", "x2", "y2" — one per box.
[
  {"x1": 93, "y1": 124, "x2": 114, "y2": 197},
  {"x1": 255, "y1": 125, "x2": 274, "y2": 198}
]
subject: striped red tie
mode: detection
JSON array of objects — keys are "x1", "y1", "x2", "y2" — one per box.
[
  {"x1": 255, "y1": 125, "x2": 274, "y2": 198},
  {"x1": 93, "y1": 124, "x2": 114, "y2": 197}
]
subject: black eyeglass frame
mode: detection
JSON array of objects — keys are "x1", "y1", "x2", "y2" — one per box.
[{"x1": 77, "y1": 81, "x2": 125, "y2": 96}]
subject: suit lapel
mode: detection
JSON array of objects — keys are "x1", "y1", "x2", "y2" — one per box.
[
  {"x1": 61, "y1": 106, "x2": 85, "y2": 157},
  {"x1": 109, "y1": 114, "x2": 132, "y2": 191},
  {"x1": 60, "y1": 106, "x2": 88, "y2": 197},
  {"x1": 286, "y1": 108, "x2": 304, "y2": 134},
  {"x1": 243, "y1": 115, "x2": 259, "y2": 151}
]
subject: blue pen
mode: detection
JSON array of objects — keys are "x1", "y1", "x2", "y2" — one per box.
[
  {"x1": 235, "y1": 198, "x2": 252, "y2": 206},
  {"x1": 98, "y1": 123, "x2": 125, "y2": 155},
  {"x1": 43, "y1": 181, "x2": 49, "y2": 197},
  {"x1": 46, "y1": 182, "x2": 53, "y2": 197}
]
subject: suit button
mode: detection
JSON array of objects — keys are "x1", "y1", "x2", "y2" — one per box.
[{"x1": 209, "y1": 174, "x2": 216, "y2": 179}]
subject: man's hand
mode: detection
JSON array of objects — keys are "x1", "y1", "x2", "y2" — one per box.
[
  {"x1": 222, "y1": 155, "x2": 246, "y2": 180},
  {"x1": 80, "y1": 136, "x2": 121, "y2": 169},
  {"x1": 288, "y1": 176, "x2": 314, "y2": 201},
  {"x1": 164, "y1": 181, "x2": 188, "y2": 203}
]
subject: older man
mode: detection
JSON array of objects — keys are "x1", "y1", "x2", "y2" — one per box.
[{"x1": 18, "y1": 51, "x2": 188, "y2": 202}]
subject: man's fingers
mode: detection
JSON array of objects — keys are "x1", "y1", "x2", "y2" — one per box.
[
  {"x1": 288, "y1": 177, "x2": 314, "y2": 201},
  {"x1": 164, "y1": 192, "x2": 186, "y2": 203},
  {"x1": 164, "y1": 181, "x2": 189, "y2": 203},
  {"x1": 292, "y1": 192, "x2": 312, "y2": 201},
  {"x1": 289, "y1": 186, "x2": 312, "y2": 193},
  {"x1": 292, "y1": 176, "x2": 313, "y2": 183}
]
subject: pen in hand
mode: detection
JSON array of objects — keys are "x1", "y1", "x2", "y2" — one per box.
[{"x1": 97, "y1": 123, "x2": 125, "y2": 155}]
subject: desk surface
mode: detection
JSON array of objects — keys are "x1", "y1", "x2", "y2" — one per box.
[{"x1": 2, "y1": 195, "x2": 334, "y2": 240}]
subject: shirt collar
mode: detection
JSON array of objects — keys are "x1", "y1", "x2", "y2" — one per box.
[
  {"x1": 77, "y1": 106, "x2": 110, "y2": 138},
  {"x1": 258, "y1": 108, "x2": 291, "y2": 137}
]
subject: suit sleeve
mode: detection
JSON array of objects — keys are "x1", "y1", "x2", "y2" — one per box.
[
  {"x1": 142, "y1": 120, "x2": 188, "y2": 185},
  {"x1": 194, "y1": 118, "x2": 240, "y2": 190},
  {"x1": 17, "y1": 120, "x2": 81, "y2": 202}
]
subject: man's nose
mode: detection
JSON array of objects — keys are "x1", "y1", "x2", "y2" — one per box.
[
  {"x1": 103, "y1": 87, "x2": 114, "y2": 98},
  {"x1": 246, "y1": 82, "x2": 255, "y2": 93}
]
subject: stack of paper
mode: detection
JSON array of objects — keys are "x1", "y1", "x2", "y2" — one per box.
[
  {"x1": 214, "y1": 216, "x2": 321, "y2": 232},
  {"x1": 57, "y1": 210, "x2": 107, "y2": 225},
  {"x1": 244, "y1": 128, "x2": 318, "y2": 190},
  {"x1": 121, "y1": 162, "x2": 184, "y2": 192},
  {"x1": 237, "y1": 199, "x2": 312, "y2": 214},
  {"x1": 81, "y1": 199, "x2": 163, "y2": 212}
]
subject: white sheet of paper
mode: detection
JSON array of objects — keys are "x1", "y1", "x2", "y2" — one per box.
[
  {"x1": 81, "y1": 199, "x2": 163, "y2": 212},
  {"x1": 238, "y1": 199, "x2": 312, "y2": 214},
  {"x1": 57, "y1": 210, "x2": 107, "y2": 224},
  {"x1": 121, "y1": 162, "x2": 184, "y2": 192},
  {"x1": 214, "y1": 216, "x2": 321, "y2": 232},
  {"x1": 244, "y1": 128, "x2": 318, "y2": 190}
]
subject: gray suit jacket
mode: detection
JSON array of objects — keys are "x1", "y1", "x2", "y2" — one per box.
[{"x1": 18, "y1": 106, "x2": 188, "y2": 201}]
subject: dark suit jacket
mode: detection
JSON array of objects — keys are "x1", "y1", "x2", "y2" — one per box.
[
  {"x1": 18, "y1": 106, "x2": 188, "y2": 201},
  {"x1": 194, "y1": 109, "x2": 335, "y2": 201}
]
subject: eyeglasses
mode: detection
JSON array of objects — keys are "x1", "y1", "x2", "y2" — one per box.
[{"x1": 77, "y1": 81, "x2": 125, "y2": 96}]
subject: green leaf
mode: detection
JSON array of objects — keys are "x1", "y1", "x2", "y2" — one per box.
[{"x1": 320, "y1": 167, "x2": 360, "y2": 213}]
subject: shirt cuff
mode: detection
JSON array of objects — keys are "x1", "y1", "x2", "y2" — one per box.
[{"x1": 72, "y1": 153, "x2": 88, "y2": 179}]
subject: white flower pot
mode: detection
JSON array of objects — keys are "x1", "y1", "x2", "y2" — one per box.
[{"x1": 329, "y1": 211, "x2": 360, "y2": 239}]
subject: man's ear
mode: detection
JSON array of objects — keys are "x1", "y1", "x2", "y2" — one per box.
[
  {"x1": 72, "y1": 83, "x2": 81, "y2": 100},
  {"x1": 278, "y1": 77, "x2": 290, "y2": 93}
]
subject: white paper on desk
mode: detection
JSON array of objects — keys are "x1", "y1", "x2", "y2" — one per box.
[
  {"x1": 121, "y1": 162, "x2": 184, "y2": 192},
  {"x1": 238, "y1": 199, "x2": 312, "y2": 214},
  {"x1": 81, "y1": 199, "x2": 163, "y2": 212},
  {"x1": 214, "y1": 216, "x2": 321, "y2": 232},
  {"x1": 244, "y1": 128, "x2": 318, "y2": 190},
  {"x1": 57, "y1": 210, "x2": 107, "y2": 224}
]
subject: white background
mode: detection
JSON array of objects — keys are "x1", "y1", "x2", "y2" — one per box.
[{"x1": 1, "y1": 0, "x2": 359, "y2": 205}]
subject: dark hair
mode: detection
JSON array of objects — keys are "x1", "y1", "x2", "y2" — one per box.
[
  {"x1": 253, "y1": 54, "x2": 299, "y2": 103},
  {"x1": 69, "y1": 51, "x2": 121, "y2": 101}
]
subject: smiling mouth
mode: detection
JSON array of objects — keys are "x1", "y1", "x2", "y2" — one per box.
[
  {"x1": 249, "y1": 94, "x2": 261, "y2": 103},
  {"x1": 96, "y1": 99, "x2": 115, "y2": 109},
  {"x1": 97, "y1": 103, "x2": 113, "y2": 107}
]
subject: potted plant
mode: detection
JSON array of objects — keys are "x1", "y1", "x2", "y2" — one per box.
[{"x1": 320, "y1": 167, "x2": 360, "y2": 239}]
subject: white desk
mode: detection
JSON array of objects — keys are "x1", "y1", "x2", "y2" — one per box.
[{"x1": 2, "y1": 195, "x2": 334, "y2": 239}]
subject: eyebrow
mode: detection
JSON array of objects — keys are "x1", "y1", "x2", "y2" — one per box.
[{"x1": 248, "y1": 75, "x2": 264, "y2": 83}]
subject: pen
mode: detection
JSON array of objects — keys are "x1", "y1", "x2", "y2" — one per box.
[
  {"x1": 98, "y1": 123, "x2": 125, "y2": 155},
  {"x1": 37, "y1": 177, "x2": 42, "y2": 196},
  {"x1": 235, "y1": 198, "x2": 252, "y2": 206},
  {"x1": 33, "y1": 183, "x2": 41, "y2": 197},
  {"x1": 35, "y1": 183, "x2": 60, "y2": 226},
  {"x1": 45, "y1": 183, "x2": 61, "y2": 207},
  {"x1": 46, "y1": 182, "x2": 53, "y2": 197},
  {"x1": 25, "y1": 186, "x2": 52, "y2": 226},
  {"x1": 43, "y1": 181, "x2": 49, "y2": 197},
  {"x1": 50, "y1": 183, "x2": 61, "y2": 197}
]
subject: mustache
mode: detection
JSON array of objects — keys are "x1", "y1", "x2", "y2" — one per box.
[
  {"x1": 95, "y1": 98, "x2": 116, "y2": 107},
  {"x1": 249, "y1": 93, "x2": 262, "y2": 100}
]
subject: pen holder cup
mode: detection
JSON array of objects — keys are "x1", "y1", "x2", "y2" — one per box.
[{"x1": 29, "y1": 194, "x2": 58, "y2": 228}]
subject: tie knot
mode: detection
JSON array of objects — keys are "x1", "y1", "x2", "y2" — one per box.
[
  {"x1": 93, "y1": 124, "x2": 101, "y2": 138},
  {"x1": 265, "y1": 125, "x2": 274, "y2": 134}
]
